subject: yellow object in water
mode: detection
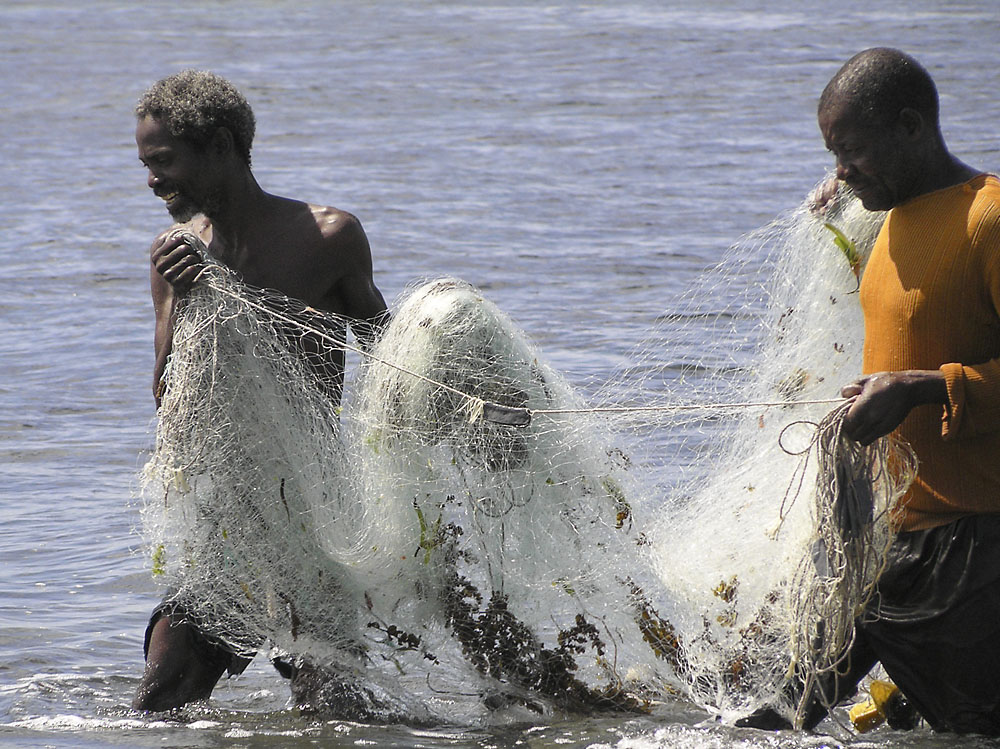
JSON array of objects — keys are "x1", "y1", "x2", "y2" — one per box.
[
  {"x1": 869, "y1": 679, "x2": 900, "y2": 707},
  {"x1": 849, "y1": 697, "x2": 884, "y2": 732},
  {"x1": 849, "y1": 680, "x2": 902, "y2": 733}
]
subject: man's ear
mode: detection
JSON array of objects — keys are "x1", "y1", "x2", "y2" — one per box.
[
  {"x1": 897, "y1": 107, "x2": 925, "y2": 141},
  {"x1": 209, "y1": 126, "x2": 235, "y2": 157}
]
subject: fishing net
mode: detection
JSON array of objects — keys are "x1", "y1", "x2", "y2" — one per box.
[
  {"x1": 619, "y1": 183, "x2": 915, "y2": 725},
  {"x1": 138, "y1": 180, "x2": 915, "y2": 726},
  {"x1": 141, "y1": 244, "x2": 673, "y2": 722}
]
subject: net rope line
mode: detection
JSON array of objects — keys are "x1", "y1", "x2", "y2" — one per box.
[
  {"x1": 518, "y1": 398, "x2": 845, "y2": 417},
  {"x1": 199, "y1": 270, "x2": 846, "y2": 422},
  {"x1": 180, "y1": 249, "x2": 848, "y2": 427}
]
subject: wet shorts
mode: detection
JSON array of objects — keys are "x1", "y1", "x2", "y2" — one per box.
[{"x1": 859, "y1": 513, "x2": 1000, "y2": 733}]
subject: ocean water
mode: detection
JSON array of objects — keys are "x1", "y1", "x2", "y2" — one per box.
[{"x1": 2, "y1": 1, "x2": 999, "y2": 747}]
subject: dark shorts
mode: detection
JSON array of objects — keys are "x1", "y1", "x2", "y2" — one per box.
[
  {"x1": 858, "y1": 513, "x2": 1000, "y2": 733},
  {"x1": 144, "y1": 597, "x2": 254, "y2": 677}
]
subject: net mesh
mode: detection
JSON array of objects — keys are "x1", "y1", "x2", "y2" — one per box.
[{"x1": 138, "y1": 182, "x2": 915, "y2": 725}]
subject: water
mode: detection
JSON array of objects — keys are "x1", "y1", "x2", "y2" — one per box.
[{"x1": 1, "y1": 1, "x2": 999, "y2": 746}]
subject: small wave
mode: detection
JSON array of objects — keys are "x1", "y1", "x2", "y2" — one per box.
[{"x1": 4, "y1": 714, "x2": 173, "y2": 732}]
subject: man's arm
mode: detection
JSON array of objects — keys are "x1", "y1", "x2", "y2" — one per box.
[
  {"x1": 343, "y1": 276, "x2": 390, "y2": 351},
  {"x1": 150, "y1": 231, "x2": 205, "y2": 407},
  {"x1": 151, "y1": 249, "x2": 175, "y2": 409},
  {"x1": 324, "y1": 213, "x2": 389, "y2": 350}
]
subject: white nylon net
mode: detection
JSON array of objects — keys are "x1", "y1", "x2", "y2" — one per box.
[{"x1": 138, "y1": 182, "x2": 915, "y2": 725}]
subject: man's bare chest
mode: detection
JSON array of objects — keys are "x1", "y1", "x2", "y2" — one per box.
[
  {"x1": 204, "y1": 245, "x2": 330, "y2": 311},
  {"x1": 196, "y1": 218, "x2": 347, "y2": 312}
]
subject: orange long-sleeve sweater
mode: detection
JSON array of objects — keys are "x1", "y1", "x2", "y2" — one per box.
[{"x1": 860, "y1": 173, "x2": 1000, "y2": 531}]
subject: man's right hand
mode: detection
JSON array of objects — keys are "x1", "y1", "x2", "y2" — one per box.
[
  {"x1": 809, "y1": 177, "x2": 841, "y2": 215},
  {"x1": 152, "y1": 233, "x2": 204, "y2": 293}
]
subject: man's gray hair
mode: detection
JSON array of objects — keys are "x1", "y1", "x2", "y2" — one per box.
[{"x1": 136, "y1": 70, "x2": 256, "y2": 166}]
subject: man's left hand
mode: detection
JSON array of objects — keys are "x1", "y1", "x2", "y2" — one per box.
[{"x1": 841, "y1": 370, "x2": 948, "y2": 445}]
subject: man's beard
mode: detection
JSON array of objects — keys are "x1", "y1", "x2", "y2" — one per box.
[
  {"x1": 167, "y1": 198, "x2": 198, "y2": 223},
  {"x1": 166, "y1": 187, "x2": 224, "y2": 223}
]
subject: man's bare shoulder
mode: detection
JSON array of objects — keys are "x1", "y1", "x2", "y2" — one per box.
[
  {"x1": 150, "y1": 216, "x2": 211, "y2": 252},
  {"x1": 284, "y1": 202, "x2": 372, "y2": 277},
  {"x1": 310, "y1": 203, "x2": 367, "y2": 249},
  {"x1": 263, "y1": 197, "x2": 365, "y2": 253},
  {"x1": 303, "y1": 203, "x2": 385, "y2": 322}
]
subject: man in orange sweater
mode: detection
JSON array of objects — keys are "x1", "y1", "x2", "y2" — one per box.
[{"x1": 744, "y1": 48, "x2": 1000, "y2": 734}]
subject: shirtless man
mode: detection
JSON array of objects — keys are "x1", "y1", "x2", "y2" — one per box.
[{"x1": 132, "y1": 70, "x2": 388, "y2": 712}]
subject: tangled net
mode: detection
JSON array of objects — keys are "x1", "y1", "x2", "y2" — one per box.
[
  {"x1": 138, "y1": 182, "x2": 915, "y2": 726},
  {"x1": 142, "y1": 252, "x2": 675, "y2": 722},
  {"x1": 780, "y1": 404, "x2": 917, "y2": 727}
]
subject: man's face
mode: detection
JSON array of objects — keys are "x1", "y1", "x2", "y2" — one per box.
[
  {"x1": 818, "y1": 100, "x2": 915, "y2": 212},
  {"x1": 136, "y1": 116, "x2": 221, "y2": 222}
]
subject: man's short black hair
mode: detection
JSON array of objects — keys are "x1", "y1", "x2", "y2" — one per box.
[{"x1": 819, "y1": 48, "x2": 939, "y2": 130}]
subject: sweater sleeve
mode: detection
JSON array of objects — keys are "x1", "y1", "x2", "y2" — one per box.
[
  {"x1": 941, "y1": 360, "x2": 1000, "y2": 439},
  {"x1": 941, "y1": 193, "x2": 1000, "y2": 440}
]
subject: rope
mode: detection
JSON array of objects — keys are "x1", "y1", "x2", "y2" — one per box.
[
  {"x1": 528, "y1": 399, "x2": 845, "y2": 418},
  {"x1": 189, "y1": 263, "x2": 846, "y2": 426},
  {"x1": 772, "y1": 403, "x2": 916, "y2": 729}
]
